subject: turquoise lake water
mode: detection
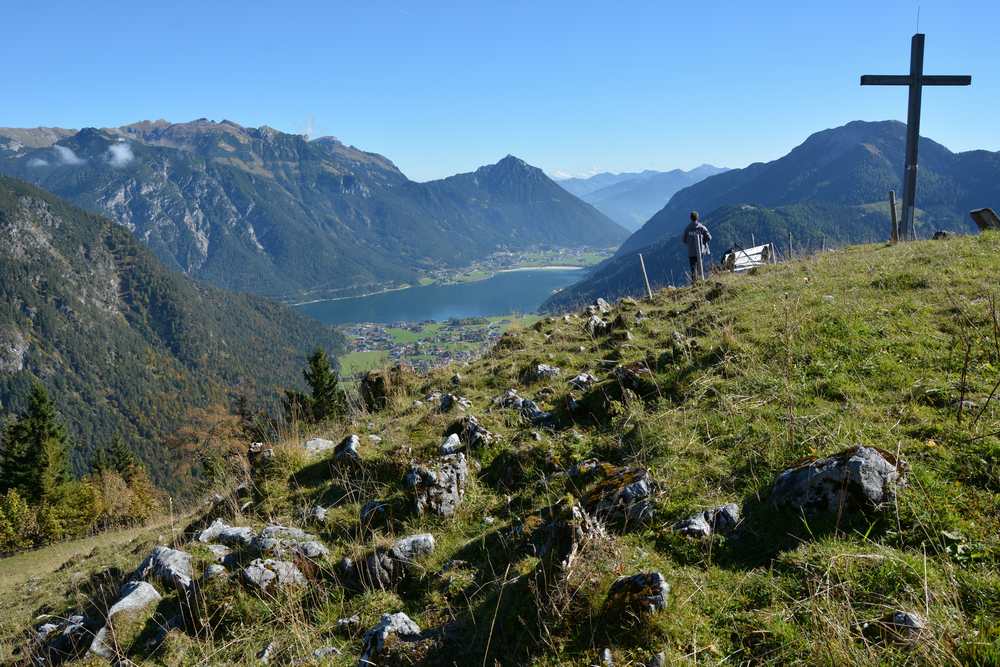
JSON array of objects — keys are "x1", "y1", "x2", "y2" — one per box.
[{"x1": 296, "y1": 268, "x2": 583, "y2": 325}]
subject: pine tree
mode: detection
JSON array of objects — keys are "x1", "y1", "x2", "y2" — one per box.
[
  {"x1": 91, "y1": 436, "x2": 140, "y2": 480},
  {"x1": 0, "y1": 384, "x2": 72, "y2": 503},
  {"x1": 302, "y1": 348, "x2": 345, "y2": 422}
]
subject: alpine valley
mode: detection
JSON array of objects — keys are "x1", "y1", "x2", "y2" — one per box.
[{"x1": 0, "y1": 120, "x2": 628, "y2": 301}]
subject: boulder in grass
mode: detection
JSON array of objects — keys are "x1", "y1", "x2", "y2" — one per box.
[
  {"x1": 359, "y1": 612, "x2": 422, "y2": 667},
  {"x1": 334, "y1": 434, "x2": 361, "y2": 462},
  {"x1": 248, "y1": 441, "x2": 274, "y2": 466},
  {"x1": 242, "y1": 558, "x2": 307, "y2": 593},
  {"x1": 198, "y1": 518, "x2": 254, "y2": 547},
  {"x1": 604, "y1": 572, "x2": 670, "y2": 619},
  {"x1": 252, "y1": 525, "x2": 329, "y2": 560},
  {"x1": 131, "y1": 545, "x2": 194, "y2": 593},
  {"x1": 674, "y1": 503, "x2": 741, "y2": 538},
  {"x1": 405, "y1": 453, "x2": 469, "y2": 517},
  {"x1": 303, "y1": 437, "x2": 335, "y2": 456},
  {"x1": 440, "y1": 432, "x2": 463, "y2": 455},
  {"x1": 32, "y1": 614, "x2": 95, "y2": 665},
  {"x1": 524, "y1": 363, "x2": 561, "y2": 383},
  {"x1": 770, "y1": 445, "x2": 907, "y2": 514},
  {"x1": 89, "y1": 581, "x2": 162, "y2": 659},
  {"x1": 586, "y1": 315, "x2": 610, "y2": 337},
  {"x1": 568, "y1": 372, "x2": 598, "y2": 390},
  {"x1": 856, "y1": 610, "x2": 928, "y2": 645},
  {"x1": 340, "y1": 533, "x2": 436, "y2": 591},
  {"x1": 534, "y1": 500, "x2": 605, "y2": 577},
  {"x1": 579, "y1": 464, "x2": 656, "y2": 528}
]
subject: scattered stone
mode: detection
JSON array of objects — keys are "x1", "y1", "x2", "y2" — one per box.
[
  {"x1": 31, "y1": 614, "x2": 94, "y2": 665},
  {"x1": 334, "y1": 434, "x2": 361, "y2": 462},
  {"x1": 304, "y1": 437, "x2": 335, "y2": 456},
  {"x1": 293, "y1": 646, "x2": 341, "y2": 664},
  {"x1": 440, "y1": 432, "x2": 463, "y2": 455},
  {"x1": 451, "y1": 373, "x2": 462, "y2": 386},
  {"x1": 360, "y1": 499, "x2": 389, "y2": 531},
  {"x1": 580, "y1": 464, "x2": 656, "y2": 527},
  {"x1": 856, "y1": 610, "x2": 928, "y2": 644},
  {"x1": 340, "y1": 533, "x2": 436, "y2": 591},
  {"x1": 198, "y1": 518, "x2": 254, "y2": 547},
  {"x1": 444, "y1": 414, "x2": 494, "y2": 448},
  {"x1": 568, "y1": 372, "x2": 598, "y2": 390},
  {"x1": 89, "y1": 581, "x2": 162, "y2": 659},
  {"x1": 253, "y1": 525, "x2": 329, "y2": 560},
  {"x1": 242, "y1": 558, "x2": 307, "y2": 592},
  {"x1": 203, "y1": 564, "x2": 228, "y2": 582},
  {"x1": 204, "y1": 543, "x2": 231, "y2": 563},
  {"x1": 674, "y1": 503, "x2": 741, "y2": 538},
  {"x1": 599, "y1": 647, "x2": 614, "y2": 666},
  {"x1": 405, "y1": 454, "x2": 469, "y2": 516},
  {"x1": 131, "y1": 545, "x2": 194, "y2": 593},
  {"x1": 439, "y1": 393, "x2": 472, "y2": 412},
  {"x1": 586, "y1": 315, "x2": 610, "y2": 337},
  {"x1": 368, "y1": 434, "x2": 383, "y2": 444},
  {"x1": 248, "y1": 441, "x2": 274, "y2": 466},
  {"x1": 258, "y1": 641, "x2": 277, "y2": 663},
  {"x1": 525, "y1": 363, "x2": 561, "y2": 383},
  {"x1": 495, "y1": 388, "x2": 523, "y2": 409},
  {"x1": 359, "y1": 612, "x2": 422, "y2": 667},
  {"x1": 311, "y1": 506, "x2": 328, "y2": 523},
  {"x1": 337, "y1": 614, "x2": 361, "y2": 634},
  {"x1": 520, "y1": 398, "x2": 555, "y2": 426},
  {"x1": 770, "y1": 445, "x2": 907, "y2": 514},
  {"x1": 605, "y1": 572, "x2": 670, "y2": 618}
]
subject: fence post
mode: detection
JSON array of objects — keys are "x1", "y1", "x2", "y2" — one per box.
[
  {"x1": 638, "y1": 253, "x2": 654, "y2": 300},
  {"x1": 889, "y1": 190, "x2": 899, "y2": 244}
]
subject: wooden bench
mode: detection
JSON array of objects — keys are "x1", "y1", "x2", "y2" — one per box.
[{"x1": 722, "y1": 243, "x2": 776, "y2": 273}]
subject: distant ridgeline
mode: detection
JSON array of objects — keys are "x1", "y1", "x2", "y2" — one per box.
[
  {"x1": 0, "y1": 120, "x2": 627, "y2": 300},
  {"x1": 0, "y1": 176, "x2": 344, "y2": 494},
  {"x1": 544, "y1": 120, "x2": 1000, "y2": 311}
]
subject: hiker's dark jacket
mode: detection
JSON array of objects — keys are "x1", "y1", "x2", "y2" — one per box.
[{"x1": 682, "y1": 220, "x2": 712, "y2": 258}]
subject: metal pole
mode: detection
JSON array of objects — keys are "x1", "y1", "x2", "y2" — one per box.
[
  {"x1": 889, "y1": 190, "x2": 899, "y2": 243},
  {"x1": 638, "y1": 253, "x2": 654, "y2": 300},
  {"x1": 902, "y1": 34, "x2": 925, "y2": 240}
]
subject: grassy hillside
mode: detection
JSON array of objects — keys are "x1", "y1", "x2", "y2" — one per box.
[{"x1": 4, "y1": 234, "x2": 1000, "y2": 665}]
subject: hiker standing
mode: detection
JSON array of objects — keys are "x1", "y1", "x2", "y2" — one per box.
[{"x1": 682, "y1": 211, "x2": 712, "y2": 281}]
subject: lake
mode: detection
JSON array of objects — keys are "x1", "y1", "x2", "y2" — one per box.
[{"x1": 296, "y1": 267, "x2": 583, "y2": 325}]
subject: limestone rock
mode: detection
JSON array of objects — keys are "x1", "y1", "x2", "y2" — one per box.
[
  {"x1": 586, "y1": 315, "x2": 610, "y2": 337},
  {"x1": 360, "y1": 499, "x2": 389, "y2": 531},
  {"x1": 568, "y1": 372, "x2": 598, "y2": 390},
  {"x1": 405, "y1": 453, "x2": 468, "y2": 516},
  {"x1": 242, "y1": 558, "x2": 307, "y2": 592},
  {"x1": 580, "y1": 464, "x2": 656, "y2": 527},
  {"x1": 770, "y1": 445, "x2": 907, "y2": 514},
  {"x1": 605, "y1": 572, "x2": 670, "y2": 618},
  {"x1": 131, "y1": 545, "x2": 194, "y2": 593},
  {"x1": 335, "y1": 434, "x2": 361, "y2": 462},
  {"x1": 304, "y1": 437, "x2": 335, "y2": 456},
  {"x1": 534, "y1": 501, "x2": 604, "y2": 576},
  {"x1": 248, "y1": 441, "x2": 274, "y2": 466},
  {"x1": 89, "y1": 581, "x2": 162, "y2": 659},
  {"x1": 674, "y1": 503, "x2": 741, "y2": 538},
  {"x1": 439, "y1": 393, "x2": 471, "y2": 412},
  {"x1": 204, "y1": 543, "x2": 232, "y2": 563},
  {"x1": 525, "y1": 363, "x2": 561, "y2": 383},
  {"x1": 32, "y1": 614, "x2": 94, "y2": 665},
  {"x1": 198, "y1": 518, "x2": 254, "y2": 547},
  {"x1": 340, "y1": 533, "x2": 436, "y2": 591},
  {"x1": 253, "y1": 524, "x2": 329, "y2": 560},
  {"x1": 440, "y1": 432, "x2": 463, "y2": 455},
  {"x1": 203, "y1": 564, "x2": 228, "y2": 582},
  {"x1": 311, "y1": 505, "x2": 328, "y2": 523},
  {"x1": 359, "y1": 612, "x2": 422, "y2": 667}
]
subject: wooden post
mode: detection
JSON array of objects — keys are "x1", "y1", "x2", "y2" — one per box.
[
  {"x1": 697, "y1": 250, "x2": 705, "y2": 282},
  {"x1": 787, "y1": 230, "x2": 793, "y2": 259},
  {"x1": 638, "y1": 253, "x2": 654, "y2": 300},
  {"x1": 889, "y1": 190, "x2": 899, "y2": 243},
  {"x1": 751, "y1": 232, "x2": 756, "y2": 247}
]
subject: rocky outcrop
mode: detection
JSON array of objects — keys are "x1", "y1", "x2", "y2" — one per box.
[
  {"x1": 131, "y1": 545, "x2": 195, "y2": 593},
  {"x1": 334, "y1": 434, "x2": 361, "y2": 462},
  {"x1": 604, "y1": 572, "x2": 670, "y2": 619},
  {"x1": 252, "y1": 525, "x2": 330, "y2": 560},
  {"x1": 578, "y1": 464, "x2": 656, "y2": 527},
  {"x1": 303, "y1": 437, "x2": 335, "y2": 456},
  {"x1": 242, "y1": 558, "x2": 307, "y2": 593},
  {"x1": 673, "y1": 503, "x2": 741, "y2": 538},
  {"x1": 89, "y1": 581, "x2": 162, "y2": 659},
  {"x1": 534, "y1": 501, "x2": 605, "y2": 576},
  {"x1": 770, "y1": 446, "x2": 907, "y2": 514},
  {"x1": 359, "y1": 612, "x2": 423, "y2": 667},
  {"x1": 198, "y1": 518, "x2": 254, "y2": 547},
  {"x1": 339, "y1": 533, "x2": 436, "y2": 591},
  {"x1": 360, "y1": 365, "x2": 414, "y2": 412},
  {"x1": 405, "y1": 453, "x2": 469, "y2": 516},
  {"x1": 524, "y1": 363, "x2": 561, "y2": 383}
]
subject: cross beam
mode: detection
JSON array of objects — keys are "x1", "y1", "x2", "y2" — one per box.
[{"x1": 861, "y1": 34, "x2": 971, "y2": 240}]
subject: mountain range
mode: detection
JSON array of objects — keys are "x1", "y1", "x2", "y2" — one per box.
[
  {"x1": 0, "y1": 120, "x2": 627, "y2": 300},
  {"x1": 557, "y1": 165, "x2": 728, "y2": 230},
  {"x1": 543, "y1": 120, "x2": 1000, "y2": 311},
  {"x1": 0, "y1": 175, "x2": 343, "y2": 492}
]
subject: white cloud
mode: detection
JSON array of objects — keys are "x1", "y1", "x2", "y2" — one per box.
[
  {"x1": 106, "y1": 142, "x2": 134, "y2": 167},
  {"x1": 27, "y1": 157, "x2": 49, "y2": 168},
  {"x1": 53, "y1": 145, "x2": 86, "y2": 166}
]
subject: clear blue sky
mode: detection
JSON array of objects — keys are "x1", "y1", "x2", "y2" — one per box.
[{"x1": 2, "y1": 0, "x2": 997, "y2": 181}]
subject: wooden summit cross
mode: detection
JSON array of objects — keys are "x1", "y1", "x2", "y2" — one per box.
[{"x1": 861, "y1": 33, "x2": 971, "y2": 240}]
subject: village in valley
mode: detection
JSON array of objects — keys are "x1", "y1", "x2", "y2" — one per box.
[{"x1": 337, "y1": 315, "x2": 540, "y2": 376}]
